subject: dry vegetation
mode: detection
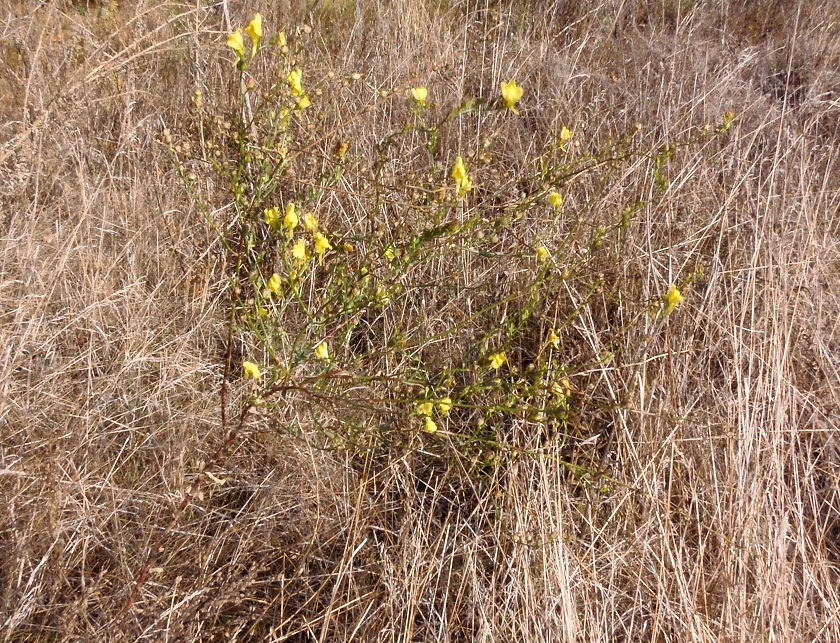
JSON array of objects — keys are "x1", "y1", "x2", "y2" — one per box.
[{"x1": 2, "y1": 0, "x2": 840, "y2": 640}]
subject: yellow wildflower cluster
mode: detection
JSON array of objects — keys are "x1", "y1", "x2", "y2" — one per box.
[
  {"x1": 227, "y1": 15, "x2": 311, "y2": 108},
  {"x1": 415, "y1": 396, "x2": 453, "y2": 434},
  {"x1": 263, "y1": 200, "x2": 333, "y2": 270},
  {"x1": 298, "y1": 212, "x2": 332, "y2": 264},
  {"x1": 227, "y1": 13, "x2": 262, "y2": 65}
]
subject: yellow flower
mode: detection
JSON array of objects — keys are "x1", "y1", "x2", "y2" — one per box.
[
  {"x1": 314, "y1": 232, "x2": 332, "y2": 264},
  {"x1": 548, "y1": 192, "x2": 563, "y2": 209},
  {"x1": 536, "y1": 246, "x2": 550, "y2": 262},
  {"x1": 451, "y1": 156, "x2": 473, "y2": 198},
  {"x1": 276, "y1": 31, "x2": 287, "y2": 48},
  {"x1": 296, "y1": 94, "x2": 311, "y2": 110},
  {"x1": 559, "y1": 126, "x2": 573, "y2": 143},
  {"x1": 304, "y1": 212, "x2": 318, "y2": 233},
  {"x1": 243, "y1": 361, "x2": 262, "y2": 379},
  {"x1": 283, "y1": 203, "x2": 298, "y2": 232},
  {"x1": 264, "y1": 207, "x2": 281, "y2": 229},
  {"x1": 663, "y1": 283, "x2": 685, "y2": 315},
  {"x1": 490, "y1": 353, "x2": 507, "y2": 370},
  {"x1": 416, "y1": 401, "x2": 434, "y2": 417},
  {"x1": 314, "y1": 341, "x2": 330, "y2": 360},
  {"x1": 288, "y1": 69, "x2": 303, "y2": 96},
  {"x1": 547, "y1": 329, "x2": 560, "y2": 349},
  {"x1": 291, "y1": 238, "x2": 308, "y2": 263},
  {"x1": 410, "y1": 86, "x2": 428, "y2": 107},
  {"x1": 267, "y1": 273, "x2": 282, "y2": 296},
  {"x1": 424, "y1": 416, "x2": 438, "y2": 434},
  {"x1": 489, "y1": 352, "x2": 506, "y2": 370},
  {"x1": 500, "y1": 79, "x2": 523, "y2": 114},
  {"x1": 384, "y1": 247, "x2": 396, "y2": 262},
  {"x1": 245, "y1": 13, "x2": 262, "y2": 56},
  {"x1": 227, "y1": 29, "x2": 246, "y2": 60},
  {"x1": 258, "y1": 307, "x2": 269, "y2": 319},
  {"x1": 437, "y1": 397, "x2": 452, "y2": 415}
]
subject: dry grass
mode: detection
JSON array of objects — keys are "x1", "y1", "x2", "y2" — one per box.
[{"x1": 2, "y1": 0, "x2": 840, "y2": 640}]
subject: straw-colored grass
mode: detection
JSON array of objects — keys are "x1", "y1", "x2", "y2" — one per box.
[{"x1": 2, "y1": 0, "x2": 839, "y2": 640}]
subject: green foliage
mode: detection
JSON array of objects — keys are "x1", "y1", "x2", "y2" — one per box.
[{"x1": 167, "y1": 13, "x2": 727, "y2": 497}]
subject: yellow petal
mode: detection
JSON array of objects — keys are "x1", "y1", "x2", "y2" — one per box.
[
  {"x1": 489, "y1": 352, "x2": 506, "y2": 370},
  {"x1": 314, "y1": 232, "x2": 332, "y2": 264},
  {"x1": 226, "y1": 29, "x2": 245, "y2": 59},
  {"x1": 559, "y1": 126, "x2": 573, "y2": 142},
  {"x1": 663, "y1": 283, "x2": 684, "y2": 315},
  {"x1": 245, "y1": 13, "x2": 262, "y2": 55},
  {"x1": 267, "y1": 273, "x2": 282, "y2": 296},
  {"x1": 314, "y1": 341, "x2": 330, "y2": 360},
  {"x1": 416, "y1": 401, "x2": 433, "y2": 416},
  {"x1": 500, "y1": 80, "x2": 523, "y2": 113},
  {"x1": 264, "y1": 207, "x2": 281, "y2": 229},
  {"x1": 291, "y1": 239, "x2": 307, "y2": 263},
  {"x1": 548, "y1": 192, "x2": 563, "y2": 209},
  {"x1": 536, "y1": 246, "x2": 550, "y2": 262},
  {"x1": 437, "y1": 397, "x2": 452, "y2": 414},
  {"x1": 451, "y1": 156, "x2": 473, "y2": 197},
  {"x1": 304, "y1": 212, "x2": 319, "y2": 233},
  {"x1": 411, "y1": 86, "x2": 428, "y2": 106},
  {"x1": 243, "y1": 361, "x2": 262, "y2": 379},
  {"x1": 283, "y1": 203, "x2": 298, "y2": 232},
  {"x1": 451, "y1": 156, "x2": 467, "y2": 181},
  {"x1": 424, "y1": 416, "x2": 438, "y2": 434},
  {"x1": 288, "y1": 69, "x2": 303, "y2": 96}
]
